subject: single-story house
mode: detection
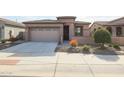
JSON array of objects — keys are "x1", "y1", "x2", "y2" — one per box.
[
  {"x1": 0, "y1": 18, "x2": 25, "y2": 40},
  {"x1": 23, "y1": 16, "x2": 92, "y2": 44},
  {"x1": 90, "y1": 17, "x2": 124, "y2": 45}
]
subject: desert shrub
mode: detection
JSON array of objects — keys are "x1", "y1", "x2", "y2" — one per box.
[
  {"x1": 8, "y1": 37, "x2": 18, "y2": 42},
  {"x1": 69, "y1": 39, "x2": 78, "y2": 47},
  {"x1": 93, "y1": 27, "x2": 111, "y2": 48},
  {"x1": 113, "y1": 44, "x2": 121, "y2": 50},
  {"x1": 1, "y1": 39, "x2": 7, "y2": 43},
  {"x1": 16, "y1": 32, "x2": 24, "y2": 40},
  {"x1": 82, "y1": 45, "x2": 90, "y2": 52},
  {"x1": 108, "y1": 44, "x2": 112, "y2": 47}
]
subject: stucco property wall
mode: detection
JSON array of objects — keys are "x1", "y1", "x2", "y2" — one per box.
[
  {"x1": 112, "y1": 37, "x2": 124, "y2": 45},
  {"x1": 73, "y1": 36, "x2": 94, "y2": 44},
  {"x1": 4, "y1": 25, "x2": 25, "y2": 39}
]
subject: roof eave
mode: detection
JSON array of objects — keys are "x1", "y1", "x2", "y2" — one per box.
[
  {"x1": 57, "y1": 16, "x2": 76, "y2": 19},
  {"x1": 5, "y1": 23, "x2": 25, "y2": 28},
  {"x1": 23, "y1": 22, "x2": 64, "y2": 24}
]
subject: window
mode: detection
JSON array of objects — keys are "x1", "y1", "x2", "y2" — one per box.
[
  {"x1": 116, "y1": 27, "x2": 122, "y2": 37},
  {"x1": 106, "y1": 27, "x2": 112, "y2": 35},
  {"x1": 75, "y1": 26, "x2": 83, "y2": 36}
]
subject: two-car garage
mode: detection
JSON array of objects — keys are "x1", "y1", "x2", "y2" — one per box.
[
  {"x1": 24, "y1": 21, "x2": 63, "y2": 42},
  {"x1": 30, "y1": 27, "x2": 60, "y2": 42}
]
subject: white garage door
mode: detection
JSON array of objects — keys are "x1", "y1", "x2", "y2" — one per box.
[{"x1": 30, "y1": 27, "x2": 60, "y2": 42}]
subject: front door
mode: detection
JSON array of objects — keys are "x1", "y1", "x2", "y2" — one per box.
[{"x1": 63, "y1": 26, "x2": 69, "y2": 40}]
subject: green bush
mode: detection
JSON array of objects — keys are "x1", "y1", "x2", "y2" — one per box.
[
  {"x1": 8, "y1": 37, "x2": 18, "y2": 42},
  {"x1": 82, "y1": 45, "x2": 90, "y2": 52},
  {"x1": 93, "y1": 28, "x2": 111, "y2": 48},
  {"x1": 113, "y1": 44, "x2": 121, "y2": 50}
]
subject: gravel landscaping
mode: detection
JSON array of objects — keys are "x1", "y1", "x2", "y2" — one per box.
[{"x1": 55, "y1": 44, "x2": 124, "y2": 55}]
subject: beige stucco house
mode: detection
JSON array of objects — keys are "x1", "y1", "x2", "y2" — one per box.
[
  {"x1": 0, "y1": 18, "x2": 25, "y2": 40},
  {"x1": 90, "y1": 17, "x2": 124, "y2": 45},
  {"x1": 23, "y1": 16, "x2": 92, "y2": 44},
  {"x1": 23, "y1": 16, "x2": 124, "y2": 45}
]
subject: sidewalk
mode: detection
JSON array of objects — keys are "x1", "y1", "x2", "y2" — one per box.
[{"x1": 0, "y1": 52, "x2": 124, "y2": 77}]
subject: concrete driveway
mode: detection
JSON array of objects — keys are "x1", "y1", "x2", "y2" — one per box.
[
  {"x1": 0, "y1": 42, "x2": 124, "y2": 77},
  {"x1": 0, "y1": 42, "x2": 58, "y2": 57}
]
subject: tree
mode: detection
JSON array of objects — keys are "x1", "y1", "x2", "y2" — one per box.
[{"x1": 93, "y1": 27, "x2": 111, "y2": 48}]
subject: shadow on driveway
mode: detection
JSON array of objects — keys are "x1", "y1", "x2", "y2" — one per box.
[{"x1": 95, "y1": 54, "x2": 120, "y2": 62}]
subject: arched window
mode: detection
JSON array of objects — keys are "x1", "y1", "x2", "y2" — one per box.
[{"x1": 106, "y1": 27, "x2": 112, "y2": 35}]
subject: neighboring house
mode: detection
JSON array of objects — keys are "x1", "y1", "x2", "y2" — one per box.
[
  {"x1": 90, "y1": 17, "x2": 124, "y2": 45},
  {"x1": 0, "y1": 18, "x2": 25, "y2": 40},
  {"x1": 23, "y1": 16, "x2": 92, "y2": 44}
]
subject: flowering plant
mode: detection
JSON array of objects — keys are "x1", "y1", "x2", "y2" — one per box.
[{"x1": 69, "y1": 39, "x2": 78, "y2": 47}]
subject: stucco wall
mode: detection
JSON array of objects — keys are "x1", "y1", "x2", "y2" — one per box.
[
  {"x1": 73, "y1": 36, "x2": 124, "y2": 45},
  {"x1": 25, "y1": 23, "x2": 63, "y2": 42},
  {"x1": 57, "y1": 19, "x2": 75, "y2": 23},
  {"x1": 72, "y1": 27, "x2": 94, "y2": 44},
  {"x1": 70, "y1": 24, "x2": 90, "y2": 38},
  {"x1": 69, "y1": 24, "x2": 92, "y2": 44},
  {"x1": 4, "y1": 25, "x2": 25, "y2": 39},
  {"x1": 73, "y1": 36, "x2": 94, "y2": 44},
  {"x1": 112, "y1": 37, "x2": 124, "y2": 45},
  {"x1": 29, "y1": 27, "x2": 60, "y2": 42}
]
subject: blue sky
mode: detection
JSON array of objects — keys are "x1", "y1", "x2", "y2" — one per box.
[{"x1": 0, "y1": 16, "x2": 122, "y2": 23}]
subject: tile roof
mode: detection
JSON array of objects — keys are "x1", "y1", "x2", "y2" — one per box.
[
  {"x1": 93, "y1": 17, "x2": 124, "y2": 26},
  {"x1": 23, "y1": 19, "x2": 63, "y2": 24},
  {"x1": 93, "y1": 21, "x2": 109, "y2": 25},
  {"x1": 0, "y1": 18, "x2": 25, "y2": 28},
  {"x1": 23, "y1": 19, "x2": 91, "y2": 25},
  {"x1": 110, "y1": 17, "x2": 124, "y2": 23},
  {"x1": 75, "y1": 21, "x2": 91, "y2": 24}
]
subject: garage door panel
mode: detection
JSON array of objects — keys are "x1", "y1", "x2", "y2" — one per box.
[{"x1": 30, "y1": 28, "x2": 60, "y2": 42}]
